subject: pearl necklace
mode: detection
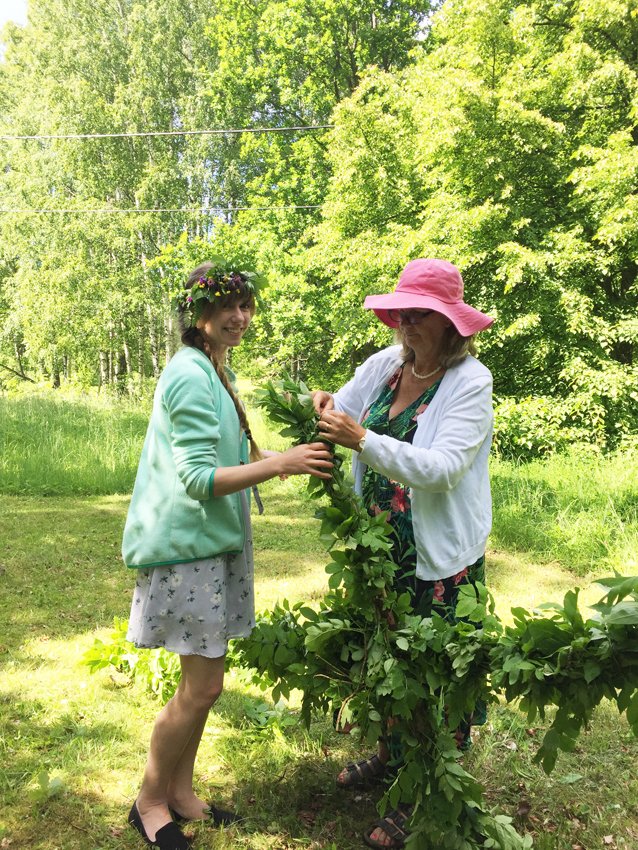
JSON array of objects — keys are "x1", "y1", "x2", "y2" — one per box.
[{"x1": 411, "y1": 362, "x2": 441, "y2": 381}]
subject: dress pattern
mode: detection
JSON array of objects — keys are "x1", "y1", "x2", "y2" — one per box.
[
  {"x1": 360, "y1": 364, "x2": 486, "y2": 746},
  {"x1": 126, "y1": 490, "x2": 255, "y2": 658}
]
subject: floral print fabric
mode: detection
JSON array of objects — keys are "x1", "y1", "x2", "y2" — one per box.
[
  {"x1": 360, "y1": 364, "x2": 484, "y2": 610},
  {"x1": 360, "y1": 364, "x2": 487, "y2": 746},
  {"x1": 361, "y1": 365, "x2": 441, "y2": 587},
  {"x1": 126, "y1": 490, "x2": 255, "y2": 658}
]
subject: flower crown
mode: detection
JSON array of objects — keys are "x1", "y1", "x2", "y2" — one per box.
[{"x1": 175, "y1": 265, "x2": 261, "y2": 327}]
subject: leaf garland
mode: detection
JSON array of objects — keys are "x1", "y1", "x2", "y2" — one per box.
[{"x1": 229, "y1": 375, "x2": 638, "y2": 849}]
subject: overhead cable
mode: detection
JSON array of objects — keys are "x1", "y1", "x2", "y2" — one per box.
[
  {"x1": 0, "y1": 204, "x2": 322, "y2": 214},
  {"x1": 0, "y1": 124, "x2": 333, "y2": 141}
]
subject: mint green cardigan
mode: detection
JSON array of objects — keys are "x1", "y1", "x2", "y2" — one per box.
[{"x1": 122, "y1": 346, "x2": 248, "y2": 569}]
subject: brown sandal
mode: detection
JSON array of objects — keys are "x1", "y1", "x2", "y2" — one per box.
[
  {"x1": 336, "y1": 753, "x2": 388, "y2": 788},
  {"x1": 363, "y1": 808, "x2": 411, "y2": 849}
]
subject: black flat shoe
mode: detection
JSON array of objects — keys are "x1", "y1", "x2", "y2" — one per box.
[
  {"x1": 128, "y1": 802, "x2": 192, "y2": 849},
  {"x1": 169, "y1": 803, "x2": 242, "y2": 826}
]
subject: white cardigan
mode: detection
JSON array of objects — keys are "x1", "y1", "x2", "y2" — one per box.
[{"x1": 333, "y1": 345, "x2": 493, "y2": 581}]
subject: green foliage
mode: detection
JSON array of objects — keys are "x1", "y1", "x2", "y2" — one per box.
[
  {"x1": 492, "y1": 395, "x2": 600, "y2": 459},
  {"x1": 301, "y1": 0, "x2": 638, "y2": 451},
  {"x1": 0, "y1": 0, "x2": 430, "y2": 393},
  {"x1": 84, "y1": 616, "x2": 182, "y2": 702},
  {"x1": 492, "y1": 577, "x2": 638, "y2": 774},
  {"x1": 29, "y1": 771, "x2": 65, "y2": 804}
]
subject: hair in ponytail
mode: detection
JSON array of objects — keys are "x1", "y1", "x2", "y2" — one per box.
[{"x1": 177, "y1": 262, "x2": 262, "y2": 463}]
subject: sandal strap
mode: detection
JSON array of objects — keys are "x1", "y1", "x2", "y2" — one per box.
[
  {"x1": 338, "y1": 753, "x2": 386, "y2": 785},
  {"x1": 366, "y1": 808, "x2": 411, "y2": 849},
  {"x1": 383, "y1": 808, "x2": 411, "y2": 836},
  {"x1": 364, "y1": 809, "x2": 411, "y2": 850}
]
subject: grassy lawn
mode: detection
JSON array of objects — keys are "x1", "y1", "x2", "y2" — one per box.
[{"x1": 1, "y1": 392, "x2": 637, "y2": 849}]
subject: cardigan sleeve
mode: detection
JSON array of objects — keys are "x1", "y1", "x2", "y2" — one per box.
[
  {"x1": 359, "y1": 375, "x2": 493, "y2": 492},
  {"x1": 333, "y1": 374, "x2": 366, "y2": 419},
  {"x1": 162, "y1": 365, "x2": 220, "y2": 501},
  {"x1": 333, "y1": 348, "x2": 397, "y2": 419}
]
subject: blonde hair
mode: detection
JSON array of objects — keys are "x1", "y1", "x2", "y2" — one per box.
[
  {"x1": 398, "y1": 323, "x2": 477, "y2": 370},
  {"x1": 179, "y1": 262, "x2": 262, "y2": 463}
]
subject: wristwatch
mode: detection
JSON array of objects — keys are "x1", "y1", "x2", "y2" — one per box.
[{"x1": 356, "y1": 430, "x2": 367, "y2": 453}]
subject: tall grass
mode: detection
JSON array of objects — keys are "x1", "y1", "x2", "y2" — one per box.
[
  {"x1": 0, "y1": 392, "x2": 150, "y2": 495},
  {"x1": 491, "y1": 449, "x2": 638, "y2": 576},
  {"x1": 2, "y1": 389, "x2": 637, "y2": 577}
]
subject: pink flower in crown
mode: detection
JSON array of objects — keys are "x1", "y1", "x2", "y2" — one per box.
[
  {"x1": 388, "y1": 368, "x2": 402, "y2": 390},
  {"x1": 390, "y1": 485, "x2": 408, "y2": 513},
  {"x1": 453, "y1": 567, "x2": 469, "y2": 585},
  {"x1": 412, "y1": 403, "x2": 428, "y2": 422},
  {"x1": 433, "y1": 580, "x2": 445, "y2": 602}
]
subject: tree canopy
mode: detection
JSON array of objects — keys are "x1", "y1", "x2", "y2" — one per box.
[{"x1": 0, "y1": 0, "x2": 636, "y2": 453}]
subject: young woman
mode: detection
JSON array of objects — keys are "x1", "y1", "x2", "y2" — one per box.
[{"x1": 122, "y1": 262, "x2": 333, "y2": 850}]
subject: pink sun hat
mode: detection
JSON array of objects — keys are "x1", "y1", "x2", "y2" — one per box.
[{"x1": 364, "y1": 259, "x2": 494, "y2": 337}]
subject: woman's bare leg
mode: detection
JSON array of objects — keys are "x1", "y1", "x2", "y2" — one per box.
[
  {"x1": 166, "y1": 711, "x2": 211, "y2": 818},
  {"x1": 134, "y1": 654, "x2": 225, "y2": 840}
]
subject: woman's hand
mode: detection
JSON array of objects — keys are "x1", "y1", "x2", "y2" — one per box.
[
  {"x1": 317, "y1": 410, "x2": 366, "y2": 452},
  {"x1": 279, "y1": 442, "x2": 334, "y2": 479},
  {"x1": 311, "y1": 390, "x2": 334, "y2": 415}
]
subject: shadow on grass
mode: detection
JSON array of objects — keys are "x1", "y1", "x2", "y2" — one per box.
[
  {"x1": 210, "y1": 695, "x2": 378, "y2": 849},
  {"x1": 0, "y1": 693, "x2": 143, "y2": 849},
  {"x1": 0, "y1": 683, "x2": 374, "y2": 850}
]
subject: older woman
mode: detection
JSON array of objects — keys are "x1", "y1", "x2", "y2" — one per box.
[{"x1": 312, "y1": 258, "x2": 494, "y2": 849}]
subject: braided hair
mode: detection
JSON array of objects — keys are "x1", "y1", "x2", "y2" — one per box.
[{"x1": 178, "y1": 262, "x2": 262, "y2": 463}]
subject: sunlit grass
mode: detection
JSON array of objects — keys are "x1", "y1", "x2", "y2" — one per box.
[
  {"x1": 0, "y1": 393, "x2": 150, "y2": 495},
  {"x1": 2, "y1": 486, "x2": 638, "y2": 849},
  {"x1": 2, "y1": 390, "x2": 638, "y2": 848},
  {"x1": 491, "y1": 449, "x2": 638, "y2": 576}
]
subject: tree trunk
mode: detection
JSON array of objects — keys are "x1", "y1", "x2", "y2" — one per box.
[
  {"x1": 114, "y1": 350, "x2": 127, "y2": 394},
  {"x1": 146, "y1": 304, "x2": 160, "y2": 378},
  {"x1": 99, "y1": 351, "x2": 109, "y2": 388},
  {"x1": 165, "y1": 310, "x2": 174, "y2": 364},
  {"x1": 122, "y1": 330, "x2": 132, "y2": 376}
]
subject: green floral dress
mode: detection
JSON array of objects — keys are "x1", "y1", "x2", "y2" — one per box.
[{"x1": 361, "y1": 364, "x2": 486, "y2": 747}]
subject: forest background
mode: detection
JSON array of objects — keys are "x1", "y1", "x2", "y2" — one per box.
[
  {"x1": 1, "y1": 2, "x2": 638, "y2": 849},
  {"x1": 1, "y1": 0, "x2": 637, "y2": 459}
]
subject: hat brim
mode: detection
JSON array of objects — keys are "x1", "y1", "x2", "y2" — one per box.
[{"x1": 364, "y1": 293, "x2": 494, "y2": 337}]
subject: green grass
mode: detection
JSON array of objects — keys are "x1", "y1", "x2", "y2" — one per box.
[
  {"x1": 491, "y1": 450, "x2": 638, "y2": 576},
  {"x1": 0, "y1": 392, "x2": 150, "y2": 495},
  {"x1": 1, "y1": 390, "x2": 638, "y2": 849},
  {"x1": 2, "y1": 491, "x2": 637, "y2": 850}
]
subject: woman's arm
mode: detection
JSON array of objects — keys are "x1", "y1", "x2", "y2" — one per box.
[
  {"x1": 165, "y1": 364, "x2": 333, "y2": 499},
  {"x1": 212, "y1": 443, "x2": 333, "y2": 496},
  {"x1": 318, "y1": 378, "x2": 492, "y2": 492}
]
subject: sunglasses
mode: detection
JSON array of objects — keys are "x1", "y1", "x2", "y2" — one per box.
[{"x1": 387, "y1": 309, "x2": 434, "y2": 325}]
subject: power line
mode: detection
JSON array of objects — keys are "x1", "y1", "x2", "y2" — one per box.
[
  {"x1": 0, "y1": 204, "x2": 322, "y2": 214},
  {"x1": 0, "y1": 124, "x2": 333, "y2": 141}
]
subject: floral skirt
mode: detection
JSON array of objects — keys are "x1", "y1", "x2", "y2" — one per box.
[
  {"x1": 127, "y1": 495, "x2": 255, "y2": 659},
  {"x1": 396, "y1": 555, "x2": 486, "y2": 621}
]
